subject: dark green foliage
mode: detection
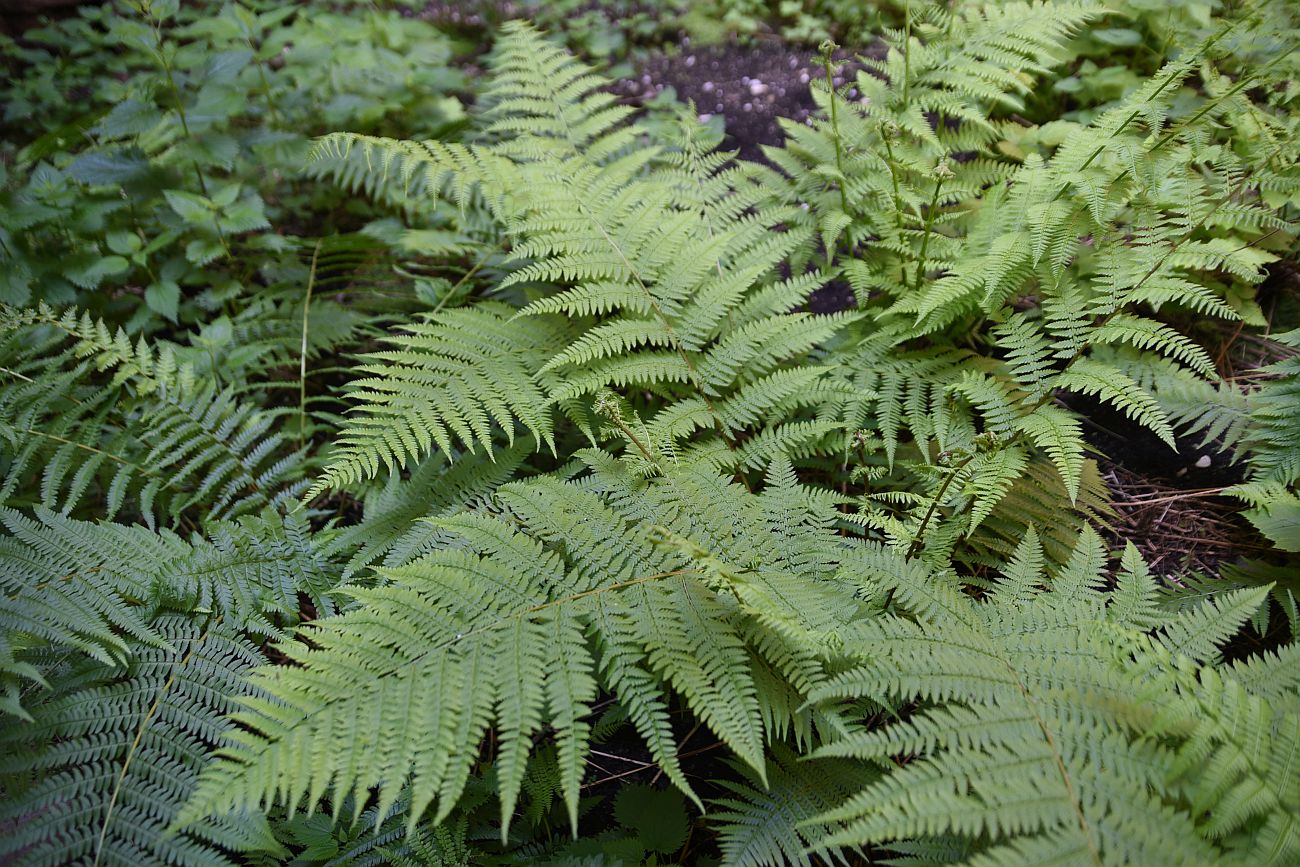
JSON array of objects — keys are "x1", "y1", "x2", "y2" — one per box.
[{"x1": 0, "y1": 617, "x2": 281, "y2": 867}]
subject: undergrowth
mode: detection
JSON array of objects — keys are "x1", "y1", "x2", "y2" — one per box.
[{"x1": 1, "y1": 1, "x2": 1298, "y2": 865}]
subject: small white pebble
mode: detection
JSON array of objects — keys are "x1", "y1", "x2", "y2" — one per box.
[
  {"x1": 788, "y1": 57, "x2": 798, "y2": 68},
  {"x1": 798, "y1": 71, "x2": 810, "y2": 84},
  {"x1": 715, "y1": 102, "x2": 724, "y2": 111},
  {"x1": 1195, "y1": 455, "x2": 1212, "y2": 469},
  {"x1": 743, "y1": 102, "x2": 753, "y2": 111},
  {"x1": 641, "y1": 73, "x2": 652, "y2": 85},
  {"x1": 685, "y1": 55, "x2": 696, "y2": 67},
  {"x1": 749, "y1": 80, "x2": 767, "y2": 96},
  {"x1": 702, "y1": 81, "x2": 713, "y2": 92},
  {"x1": 698, "y1": 113, "x2": 712, "y2": 122},
  {"x1": 741, "y1": 76, "x2": 750, "y2": 84}
]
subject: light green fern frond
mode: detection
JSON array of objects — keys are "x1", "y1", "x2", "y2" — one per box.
[
  {"x1": 309, "y1": 22, "x2": 852, "y2": 494},
  {"x1": 710, "y1": 744, "x2": 871, "y2": 867},
  {"x1": 179, "y1": 453, "x2": 868, "y2": 839},
  {"x1": 807, "y1": 531, "x2": 1299, "y2": 865},
  {"x1": 306, "y1": 304, "x2": 566, "y2": 498}
]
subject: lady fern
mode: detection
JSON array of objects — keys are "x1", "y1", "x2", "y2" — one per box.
[
  {"x1": 0, "y1": 306, "x2": 306, "y2": 526},
  {"x1": 804, "y1": 532, "x2": 1300, "y2": 865},
  {"x1": 308, "y1": 21, "x2": 854, "y2": 496},
  {"x1": 181, "y1": 456, "x2": 865, "y2": 838},
  {"x1": 1, "y1": 4, "x2": 1297, "y2": 865}
]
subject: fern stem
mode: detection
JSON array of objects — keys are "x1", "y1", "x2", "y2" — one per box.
[
  {"x1": 0, "y1": 365, "x2": 34, "y2": 383},
  {"x1": 93, "y1": 628, "x2": 206, "y2": 867},
  {"x1": 819, "y1": 43, "x2": 851, "y2": 219},
  {"x1": 911, "y1": 173, "x2": 946, "y2": 290},
  {"x1": 431, "y1": 241, "x2": 498, "y2": 317},
  {"x1": 902, "y1": 1, "x2": 913, "y2": 107},
  {"x1": 1003, "y1": 658, "x2": 1104, "y2": 866},
  {"x1": 905, "y1": 452, "x2": 974, "y2": 560},
  {"x1": 610, "y1": 414, "x2": 657, "y2": 465},
  {"x1": 20, "y1": 427, "x2": 156, "y2": 473},
  {"x1": 880, "y1": 130, "x2": 906, "y2": 231},
  {"x1": 298, "y1": 239, "x2": 322, "y2": 453}
]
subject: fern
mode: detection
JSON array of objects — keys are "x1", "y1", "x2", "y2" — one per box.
[
  {"x1": 0, "y1": 616, "x2": 282, "y2": 867},
  {"x1": 710, "y1": 745, "x2": 869, "y2": 867},
  {"x1": 1, "y1": 6, "x2": 1297, "y2": 865},
  {"x1": 767, "y1": 8, "x2": 1296, "y2": 544},
  {"x1": 1225, "y1": 329, "x2": 1300, "y2": 551},
  {"x1": 805, "y1": 531, "x2": 1299, "y2": 865},
  {"x1": 308, "y1": 21, "x2": 853, "y2": 495},
  {"x1": 308, "y1": 304, "x2": 565, "y2": 497},
  {"x1": 1, "y1": 506, "x2": 334, "y2": 720},
  {"x1": 179, "y1": 455, "x2": 864, "y2": 837},
  {"x1": 0, "y1": 306, "x2": 306, "y2": 526}
]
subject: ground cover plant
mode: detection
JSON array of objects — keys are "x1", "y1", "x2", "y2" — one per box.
[{"x1": 1, "y1": 0, "x2": 1298, "y2": 864}]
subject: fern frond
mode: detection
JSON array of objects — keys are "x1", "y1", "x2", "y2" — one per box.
[
  {"x1": 710, "y1": 745, "x2": 869, "y2": 867},
  {"x1": 807, "y1": 536, "x2": 1297, "y2": 864},
  {"x1": 0, "y1": 617, "x2": 280, "y2": 867},
  {"x1": 308, "y1": 304, "x2": 564, "y2": 498},
  {"x1": 180, "y1": 454, "x2": 869, "y2": 838},
  {"x1": 311, "y1": 23, "x2": 849, "y2": 492},
  {"x1": 1, "y1": 506, "x2": 336, "y2": 719},
  {"x1": 0, "y1": 306, "x2": 305, "y2": 526}
]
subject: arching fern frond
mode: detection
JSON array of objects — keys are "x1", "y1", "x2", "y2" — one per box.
[
  {"x1": 807, "y1": 530, "x2": 1300, "y2": 865},
  {"x1": 179, "y1": 454, "x2": 866, "y2": 840},
  {"x1": 0, "y1": 506, "x2": 335, "y2": 720},
  {"x1": 308, "y1": 22, "x2": 851, "y2": 494},
  {"x1": 0, "y1": 617, "x2": 283, "y2": 867},
  {"x1": 306, "y1": 304, "x2": 566, "y2": 499},
  {"x1": 0, "y1": 306, "x2": 306, "y2": 526}
]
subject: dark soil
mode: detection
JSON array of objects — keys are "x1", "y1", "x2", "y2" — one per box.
[
  {"x1": 1064, "y1": 393, "x2": 1244, "y2": 489},
  {"x1": 614, "y1": 40, "x2": 879, "y2": 161},
  {"x1": 807, "y1": 278, "x2": 858, "y2": 315}
]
